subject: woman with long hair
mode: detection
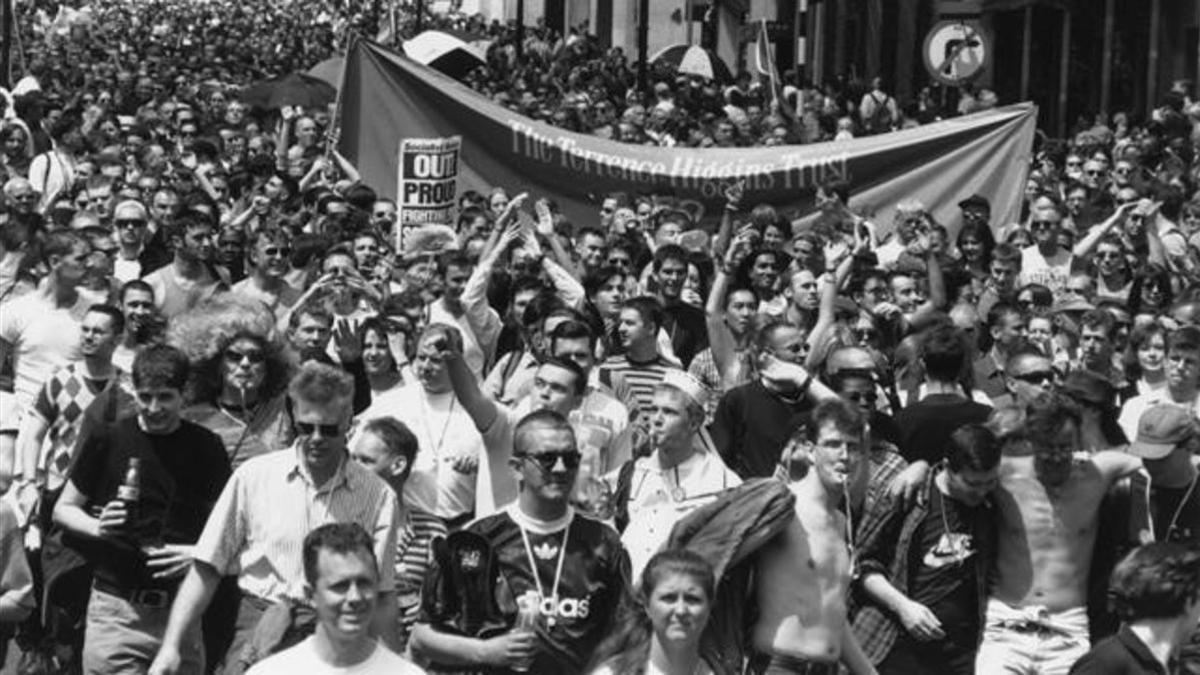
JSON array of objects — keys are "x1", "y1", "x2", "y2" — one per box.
[
  {"x1": 0, "y1": 121, "x2": 33, "y2": 181},
  {"x1": 1122, "y1": 321, "x2": 1168, "y2": 397},
  {"x1": 588, "y1": 549, "x2": 717, "y2": 675},
  {"x1": 168, "y1": 296, "x2": 293, "y2": 469},
  {"x1": 955, "y1": 221, "x2": 995, "y2": 281},
  {"x1": 358, "y1": 316, "x2": 410, "y2": 400}
]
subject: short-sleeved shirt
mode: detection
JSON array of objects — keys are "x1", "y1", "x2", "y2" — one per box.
[
  {"x1": 418, "y1": 506, "x2": 630, "y2": 675},
  {"x1": 32, "y1": 362, "x2": 127, "y2": 490},
  {"x1": 395, "y1": 509, "x2": 446, "y2": 650},
  {"x1": 906, "y1": 487, "x2": 989, "y2": 644},
  {"x1": 359, "y1": 384, "x2": 480, "y2": 520},
  {"x1": 0, "y1": 291, "x2": 86, "y2": 412},
  {"x1": 246, "y1": 637, "x2": 426, "y2": 675},
  {"x1": 69, "y1": 416, "x2": 230, "y2": 590},
  {"x1": 191, "y1": 447, "x2": 399, "y2": 602}
]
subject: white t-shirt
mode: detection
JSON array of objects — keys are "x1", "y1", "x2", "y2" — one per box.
[
  {"x1": 0, "y1": 291, "x2": 86, "y2": 411},
  {"x1": 1019, "y1": 245, "x2": 1073, "y2": 295},
  {"x1": 246, "y1": 637, "x2": 425, "y2": 675},
  {"x1": 357, "y1": 383, "x2": 481, "y2": 519}
]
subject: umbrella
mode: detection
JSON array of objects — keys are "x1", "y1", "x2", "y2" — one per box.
[
  {"x1": 650, "y1": 44, "x2": 733, "y2": 83},
  {"x1": 306, "y1": 56, "x2": 345, "y2": 90},
  {"x1": 241, "y1": 72, "x2": 336, "y2": 110},
  {"x1": 402, "y1": 30, "x2": 487, "y2": 81}
]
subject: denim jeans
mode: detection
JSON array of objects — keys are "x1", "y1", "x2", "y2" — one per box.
[
  {"x1": 81, "y1": 586, "x2": 203, "y2": 675},
  {"x1": 975, "y1": 599, "x2": 1090, "y2": 675}
]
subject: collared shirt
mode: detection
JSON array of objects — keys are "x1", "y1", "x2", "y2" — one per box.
[
  {"x1": 1069, "y1": 625, "x2": 1169, "y2": 674},
  {"x1": 192, "y1": 445, "x2": 399, "y2": 602},
  {"x1": 851, "y1": 466, "x2": 996, "y2": 665},
  {"x1": 620, "y1": 445, "x2": 741, "y2": 578}
]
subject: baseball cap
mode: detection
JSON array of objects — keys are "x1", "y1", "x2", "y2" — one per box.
[
  {"x1": 957, "y1": 194, "x2": 990, "y2": 212},
  {"x1": 1129, "y1": 405, "x2": 1196, "y2": 459}
]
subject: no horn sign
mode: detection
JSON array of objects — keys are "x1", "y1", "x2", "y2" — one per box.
[{"x1": 923, "y1": 20, "x2": 989, "y2": 86}]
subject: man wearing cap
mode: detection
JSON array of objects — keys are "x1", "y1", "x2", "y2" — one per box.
[
  {"x1": 611, "y1": 372, "x2": 741, "y2": 578},
  {"x1": 959, "y1": 194, "x2": 991, "y2": 230},
  {"x1": 1119, "y1": 326, "x2": 1200, "y2": 443},
  {"x1": 1105, "y1": 405, "x2": 1200, "y2": 671}
]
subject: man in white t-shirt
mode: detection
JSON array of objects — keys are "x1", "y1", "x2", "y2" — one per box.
[
  {"x1": 1019, "y1": 199, "x2": 1073, "y2": 296},
  {"x1": 358, "y1": 325, "x2": 483, "y2": 527},
  {"x1": 246, "y1": 523, "x2": 425, "y2": 675}
]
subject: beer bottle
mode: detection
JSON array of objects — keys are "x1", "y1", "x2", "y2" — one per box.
[{"x1": 116, "y1": 457, "x2": 141, "y2": 526}]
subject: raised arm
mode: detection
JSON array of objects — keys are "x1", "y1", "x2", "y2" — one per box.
[
  {"x1": 439, "y1": 326, "x2": 500, "y2": 433},
  {"x1": 707, "y1": 231, "x2": 749, "y2": 383},
  {"x1": 712, "y1": 180, "x2": 744, "y2": 261},
  {"x1": 1073, "y1": 201, "x2": 1136, "y2": 258}
]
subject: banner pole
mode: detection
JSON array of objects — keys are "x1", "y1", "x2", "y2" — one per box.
[{"x1": 326, "y1": 33, "x2": 356, "y2": 167}]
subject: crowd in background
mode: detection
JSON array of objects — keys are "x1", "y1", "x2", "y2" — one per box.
[{"x1": 3, "y1": 1, "x2": 1200, "y2": 675}]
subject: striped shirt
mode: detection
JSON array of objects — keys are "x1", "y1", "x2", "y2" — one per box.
[
  {"x1": 192, "y1": 446, "x2": 399, "y2": 602},
  {"x1": 395, "y1": 508, "x2": 447, "y2": 650},
  {"x1": 595, "y1": 353, "x2": 681, "y2": 429}
]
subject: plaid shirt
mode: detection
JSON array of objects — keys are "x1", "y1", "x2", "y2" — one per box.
[{"x1": 849, "y1": 466, "x2": 996, "y2": 665}]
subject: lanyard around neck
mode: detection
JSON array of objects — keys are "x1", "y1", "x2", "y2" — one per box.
[{"x1": 518, "y1": 515, "x2": 572, "y2": 629}]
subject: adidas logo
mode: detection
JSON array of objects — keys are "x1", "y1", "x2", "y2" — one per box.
[{"x1": 533, "y1": 542, "x2": 559, "y2": 560}]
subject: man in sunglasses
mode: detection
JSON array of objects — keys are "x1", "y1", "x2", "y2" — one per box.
[
  {"x1": 1019, "y1": 199, "x2": 1073, "y2": 297},
  {"x1": 231, "y1": 227, "x2": 300, "y2": 324},
  {"x1": 112, "y1": 200, "x2": 170, "y2": 283},
  {"x1": 150, "y1": 362, "x2": 401, "y2": 675},
  {"x1": 411, "y1": 410, "x2": 632, "y2": 675},
  {"x1": 1000, "y1": 348, "x2": 1057, "y2": 409}
]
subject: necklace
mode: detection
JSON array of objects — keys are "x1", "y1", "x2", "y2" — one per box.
[
  {"x1": 518, "y1": 515, "x2": 572, "y2": 629},
  {"x1": 1146, "y1": 468, "x2": 1200, "y2": 542},
  {"x1": 670, "y1": 465, "x2": 685, "y2": 502},
  {"x1": 420, "y1": 391, "x2": 456, "y2": 459}
]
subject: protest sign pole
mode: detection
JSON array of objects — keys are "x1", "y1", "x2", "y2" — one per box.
[
  {"x1": 1, "y1": 0, "x2": 13, "y2": 88},
  {"x1": 325, "y1": 33, "x2": 356, "y2": 170},
  {"x1": 637, "y1": 0, "x2": 649, "y2": 95}
]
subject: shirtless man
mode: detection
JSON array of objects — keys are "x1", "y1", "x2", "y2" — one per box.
[
  {"x1": 753, "y1": 399, "x2": 877, "y2": 675},
  {"x1": 977, "y1": 393, "x2": 1140, "y2": 675}
]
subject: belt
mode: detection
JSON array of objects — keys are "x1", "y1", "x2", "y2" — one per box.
[
  {"x1": 93, "y1": 579, "x2": 175, "y2": 609},
  {"x1": 1000, "y1": 619, "x2": 1072, "y2": 636},
  {"x1": 753, "y1": 653, "x2": 839, "y2": 675}
]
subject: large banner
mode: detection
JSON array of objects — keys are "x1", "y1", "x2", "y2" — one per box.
[{"x1": 338, "y1": 39, "x2": 1036, "y2": 232}]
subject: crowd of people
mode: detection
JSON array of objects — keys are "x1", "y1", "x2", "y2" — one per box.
[{"x1": 4, "y1": 1, "x2": 1200, "y2": 675}]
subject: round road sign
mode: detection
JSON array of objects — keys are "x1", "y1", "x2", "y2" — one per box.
[{"x1": 922, "y1": 20, "x2": 989, "y2": 86}]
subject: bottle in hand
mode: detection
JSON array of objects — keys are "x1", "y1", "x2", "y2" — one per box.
[{"x1": 116, "y1": 457, "x2": 141, "y2": 527}]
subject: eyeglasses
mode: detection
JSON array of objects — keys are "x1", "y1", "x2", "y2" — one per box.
[
  {"x1": 1012, "y1": 370, "x2": 1055, "y2": 385},
  {"x1": 11, "y1": 193, "x2": 36, "y2": 202},
  {"x1": 224, "y1": 348, "x2": 266, "y2": 364},
  {"x1": 843, "y1": 391, "x2": 877, "y2": 405},
  {"x1": 517, "y1": 451, "x2": 582, "y2": 472},
  {"x1": 294, "y1": 421, "x2": 342, "y2": 437},
  {"x1": 1029, "y1": 220, "x2": 1058, "y2": 230},
  {"x1": 116, "y1": 218, "x2": 147, "y2": 229},
  {"x1": 1085, "y1": 170, "x2": 1103, "y2": 177}
]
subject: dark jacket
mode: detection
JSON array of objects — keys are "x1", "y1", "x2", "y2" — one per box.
[
  {"x1": 850, "y1": 468, "x2": 997, "y2": 665},
  {"x1": 665, "y1": 479, "x2": 797, "y2": 675}
]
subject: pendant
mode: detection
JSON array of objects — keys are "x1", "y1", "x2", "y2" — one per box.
[{"x1": 671, "y1": 486, "x2": 686, "y2": 502}]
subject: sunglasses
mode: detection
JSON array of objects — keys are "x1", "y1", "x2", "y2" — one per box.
[
  {"x1": 517, "y1": 451, "x2": 582, "y2": 472},
  {"x1": 1030, "y1": 220, "x2": 1058, "y2": 230},
  {"x1": 262, "y1": 247, "x2": 290, "y2": 257},
  {"x1": 224, "y1": 348, "x2": 266, "y2": 364},
  {"x1": 1012, "y1": 370, "x2": 1055, "y2": 385},
  {"x1": 294, "y1": 421, "x2": 342, "y2": 437},
  {"x1": 844, "y1": 391, "x2": 877, "y2": 404},
  {"x1": 1085, "y1": 170, "x2": 1103, "y2": 177},
  {"x1": 116, "y1": 218, "x2": 147, "y2": 229}
]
